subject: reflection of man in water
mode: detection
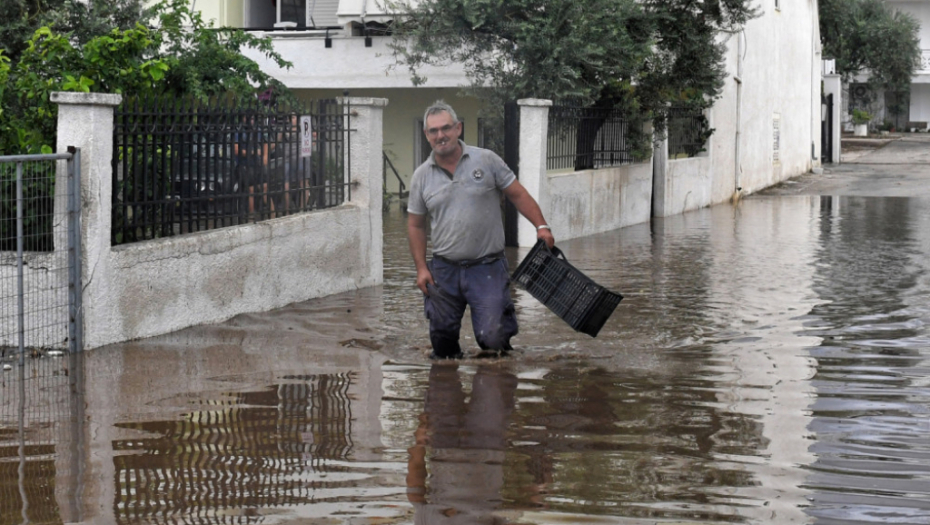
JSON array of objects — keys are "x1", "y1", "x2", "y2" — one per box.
[{"x1": 407, "y1": 364, "x2": 517, "y2": 524}]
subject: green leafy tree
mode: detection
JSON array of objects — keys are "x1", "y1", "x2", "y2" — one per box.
[
  {"x1": 1, "y1": 0, "x2": 292, "y2": 153},
  {"x1": 389, "y1": 0, "x2": 757, "y2": 164},
  {"x1": 820, "y1": 0, "x2": 920, "y2": 119},
  {"x1": 0, "y1": 0, "x2": 153, "y2": 64},
  {"x1": 1, "y1": 0, "x2": 293, "y2": 248}
]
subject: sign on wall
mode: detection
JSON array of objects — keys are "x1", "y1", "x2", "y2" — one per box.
[{"x1": 300, "y1": 115, "x2": 313, "y2": 158}]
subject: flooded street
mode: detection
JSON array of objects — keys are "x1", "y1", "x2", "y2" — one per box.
[{"x1": 3, "y1": 194, "x2": 930, "y2": 524}]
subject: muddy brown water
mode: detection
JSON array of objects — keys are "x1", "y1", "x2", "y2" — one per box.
[{"x1": 2, "y1": 196, "x2": 929, "y2": 524}]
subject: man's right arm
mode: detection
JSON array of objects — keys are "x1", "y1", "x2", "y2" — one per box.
[{"x1": 407, "y1": 212, "x2": 434, "y2": 294}]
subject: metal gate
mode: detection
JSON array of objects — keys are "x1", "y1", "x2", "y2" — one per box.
[
  {"x1": 822, "y1": 93, "x2": 834, "y2": 163},
  {"x1": 1, "y1": 148, "x2": 84, "y2": 524},
  {"x1": 1, "y1": 148, "x2": 82, "y2": 356}
]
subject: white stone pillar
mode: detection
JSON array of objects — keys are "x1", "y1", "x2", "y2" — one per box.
[
  {"x1": 823, "y1": 74, "x2": 842, "y2": 164},
  {"x1": 339, "y1": 96, "x2": 387, "y2": 286},
  {"x1": 51, "y1": 92, "x2": 121, "y2": 350},
  {"x1": 517, "y1": 99, "x2": 552, "y2": 247},
  {"x1": 51, "y1": 92, "x2": 121, "y2": 523}
]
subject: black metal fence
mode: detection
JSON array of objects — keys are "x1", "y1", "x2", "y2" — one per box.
[
  {"x1": 112, "y1": 97, "x2": 350, "y2": 246},
  {"x1": 547, "y1": 103, "x2": 637, "y2": 172},
  {"x1": 667, "y1": 106, "x2": 709, "y2": 159}
]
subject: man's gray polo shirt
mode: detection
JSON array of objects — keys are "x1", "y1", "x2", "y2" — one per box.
[{"x1": 407, "y1": 141, "x2": 516, "y2": 261}]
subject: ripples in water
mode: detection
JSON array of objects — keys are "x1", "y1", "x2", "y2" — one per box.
[{"x1": 2, "y1": 195, "x2": 929, "y2": 524}]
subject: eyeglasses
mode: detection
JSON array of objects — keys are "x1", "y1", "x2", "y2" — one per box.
[{"x1": 426, "y1": 123, "x2": 457, "y2": 137}]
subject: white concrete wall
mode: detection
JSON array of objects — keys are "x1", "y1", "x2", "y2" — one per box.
[
  {"x1": 52, "y1": 92, "x2": 385, "y2": 349},
  {"x1": 654, "y1": 0, "x2": 822, "y2": 215},
  {"x1": 541, "y1": 164, "x2": 653, "y2": 243},
  {"x1": 658, "y1": 157, "x2": 714, "y2": 217}
]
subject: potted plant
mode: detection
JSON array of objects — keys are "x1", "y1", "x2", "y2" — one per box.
[{"x1": 852, "y1": 109, "x2": 871, "y2": 137}]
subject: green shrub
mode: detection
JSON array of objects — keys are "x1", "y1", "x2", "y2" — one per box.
[{"x1": 851, "y1": 108, "x2": 872, "y2": 125}]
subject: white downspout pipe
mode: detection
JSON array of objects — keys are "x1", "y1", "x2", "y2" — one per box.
[{"x1": 732, "y1": 30, "x2": 745, "y2": 203}]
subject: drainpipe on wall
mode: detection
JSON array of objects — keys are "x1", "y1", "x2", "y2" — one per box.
[{"x1": 732, "y1": 30, "x2": 745, "y2": 203}]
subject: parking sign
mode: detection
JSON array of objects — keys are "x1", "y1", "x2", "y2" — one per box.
[{"x1": 300, "y1": 115, "x2": 313, "y2": 158}]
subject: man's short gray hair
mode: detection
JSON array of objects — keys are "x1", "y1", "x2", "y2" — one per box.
[{"x1": 423, "y1": 101, "x2": 459, "y2": 129}]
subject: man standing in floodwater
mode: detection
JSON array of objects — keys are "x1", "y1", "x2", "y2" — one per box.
[{"x1": 407, "y1": 101, "x2": 555, "y2": 359}]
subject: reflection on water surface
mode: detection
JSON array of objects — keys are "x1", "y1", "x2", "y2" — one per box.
[{"x1": 2, "y1": 195, "x2": 929, "y2": 524}]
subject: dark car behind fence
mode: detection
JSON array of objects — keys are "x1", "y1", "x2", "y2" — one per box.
[{"x1": 112, "y1": 97, "x2": 350, "y2": 246}]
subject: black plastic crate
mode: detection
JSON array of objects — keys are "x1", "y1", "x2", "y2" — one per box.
[{"x1": 512, "y1": 240, "x2": 623, "y2": 337}]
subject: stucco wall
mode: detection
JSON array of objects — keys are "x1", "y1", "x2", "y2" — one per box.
[
  {"x1": 659, "y1": 157, "x2": 714, "y2": 217},
  {"x1": 97, "y1": 206, "x2": 376, "y2": 345},
  {"x1": 52, "y1": 92, "x2": 385, "y2": 349},
  {"x1": 655, "y1": 0, "x2": 821, "y2": 215},
  {"x1": 544, "y1": 164, "x2": 653, "y2": 241}
]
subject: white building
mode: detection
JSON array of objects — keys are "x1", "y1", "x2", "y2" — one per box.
[
  {"x1": 192, "y1": 0, "x2": 823, "y2": 217},
  {"x1": 846, "y1": 0, "x2": 929, "y2": 131}
]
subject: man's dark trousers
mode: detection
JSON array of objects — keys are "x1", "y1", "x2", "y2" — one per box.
[{"x1": 424, "y1": 257, "x2": 518, "y2": 357}]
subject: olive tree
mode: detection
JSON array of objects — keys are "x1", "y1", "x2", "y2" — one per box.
[
  {"x1": 389, "y1": 0, "x2": 758, "y2": 162},
  {"x1": 820, "y1": 0, "x2": 921, "y2": 120}
]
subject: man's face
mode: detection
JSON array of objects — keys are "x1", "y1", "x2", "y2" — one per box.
[{"x1": 424, "y1": 111, "x2": 462, "y2": 159}]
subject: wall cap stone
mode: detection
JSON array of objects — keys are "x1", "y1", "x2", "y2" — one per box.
[
  {"x1": 518, "y1": 98, "x2": 553, "y2": 107},
  {"x1": 51, "y1": 92, "x2": 123, "y2": 107}
]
